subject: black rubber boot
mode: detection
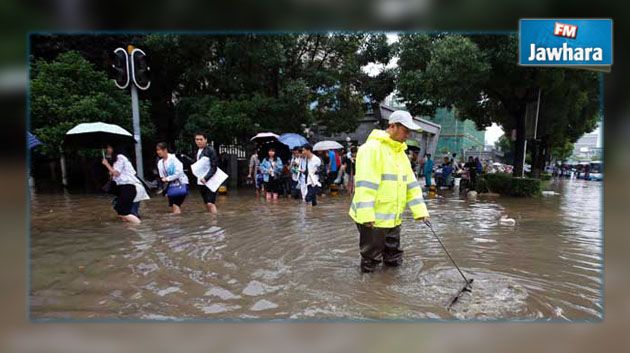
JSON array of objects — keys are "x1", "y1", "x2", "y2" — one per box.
[
  {"x1": 357, "y1": 223, "x2": 402, "y2": 272},
  {"x1": 383, "y1": 226, "x2": 403, "y2": 267}
]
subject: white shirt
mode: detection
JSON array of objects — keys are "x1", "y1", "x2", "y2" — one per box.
[
  {"x1": 112, "y1": 154, "x2": 150, "y2": 202},
  {"x1": 157, "y1": 153, "x2": 189, "y2": 185},
  {"x1": 306, "y1": 154, "x2": 322, "y2": 187},
  {"x1": 112, "y1": 154, "x2": 138, "y2": 185}
]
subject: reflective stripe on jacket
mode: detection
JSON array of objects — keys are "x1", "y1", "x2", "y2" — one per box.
[{"x1": 349, "y1": 129, "x2": 429, "y2": 228}]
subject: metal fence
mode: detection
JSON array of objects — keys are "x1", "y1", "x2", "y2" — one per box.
[{"x1": 218, "y1": 144, "x2": 247, "y2": 160}]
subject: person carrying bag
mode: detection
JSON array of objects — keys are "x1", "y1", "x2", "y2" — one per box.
[{"x1": 156, "y1": 142, "x2": 189, "y2": 214}]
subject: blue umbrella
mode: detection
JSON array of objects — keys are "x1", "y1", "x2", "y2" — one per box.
[
  {"x1": 28, "y1": 132, "x2": 42, "y2": 149},
  {"x1": 278, "y1": 133, "x2": 308, "y2": 150}
]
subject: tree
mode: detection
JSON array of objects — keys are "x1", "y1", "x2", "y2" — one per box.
[
  {"x1": 30, "y1": 34, "x2": 398, "y2": 161},
  {"x1": 159, "y1": 35, "x2": 316, "y2": 144},
  {"x1": 147, "y1": 34, "x2": 390, "y2": 146},
  {"x1": 356, "y1": 33, "x2": 397, "y2": 127},
  {"x1": 30, "y1": 50, "x2": 153, "y2": 160},
  {"x1": 550, "y1": 140, "x2": 574, "y2": 162},
  {"x1": 529, "y1": 70, "x2": 600, "y2": 175},
  {"x1": 397, "y1": 34, "x2": 600, "y2": 178},
  {"x1": 495, "y1": 135, "x2": 514, "y2": 165}
]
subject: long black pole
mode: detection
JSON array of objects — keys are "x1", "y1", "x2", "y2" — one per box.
[
  {"x1": 424, "y1": 220, "x2": 469, "y2": 283},
  {"x1": 424, "y1": 220, "x2": 473, "y2": 310}
]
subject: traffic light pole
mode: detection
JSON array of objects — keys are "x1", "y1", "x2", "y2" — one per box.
[
  {"x1": 112, "y1": 46, "x2": 148, "y2": 180},
  {"x1": 130, "y1": 83, "x2": 144, "y2": 180}
]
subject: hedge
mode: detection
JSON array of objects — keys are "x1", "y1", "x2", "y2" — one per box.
[{"x1": 475, "y1": 173, "x2": 542, "y2": 197}]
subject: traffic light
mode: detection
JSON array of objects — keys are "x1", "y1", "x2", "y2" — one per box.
[
  {"x1": 111, "y1": 48, "x2": 129, "y2": 89},
  {"x1": 130, "y1": 48, "x2": 151, "y2": 90}
]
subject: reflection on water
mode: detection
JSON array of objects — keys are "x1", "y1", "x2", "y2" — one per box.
[{"x1": 29, "y1": 179, "x2": 602, "y2": 320}]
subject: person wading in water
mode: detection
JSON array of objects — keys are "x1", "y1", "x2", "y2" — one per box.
[{"x1": 349, "y1": 110, "x2": 430, "y2": 273}]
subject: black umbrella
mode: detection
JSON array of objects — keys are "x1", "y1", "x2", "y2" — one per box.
[
  {"x1": 64, "y1": 122, "x2": 135, "y2": 149},
  {"x1": 258, "y1": 140, "x2": 291, "y2": 163}
]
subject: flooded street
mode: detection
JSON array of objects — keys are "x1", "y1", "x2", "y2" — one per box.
[{"x1": 29, "y1": 179, "x2": 602, "y2": 321}]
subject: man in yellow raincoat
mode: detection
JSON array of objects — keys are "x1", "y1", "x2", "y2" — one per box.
[{"x1": 349, "y1": 110, "x2": 430, "y2": 273}]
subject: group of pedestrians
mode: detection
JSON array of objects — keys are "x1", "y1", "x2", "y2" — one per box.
[
  {"x1": 248, "y1": 145, "x2": 324, "y2": 206},
  {"x1": 415, "y1": 151, "x2": 484, "y2": 191},
  {"x1": 101, "y1": 132, "x2": 220, "y2": 224}
]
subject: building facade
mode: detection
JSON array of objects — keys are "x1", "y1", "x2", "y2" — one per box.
[
  {"x1": 430, "y1": 108, "x2": 485, "y2": 160},
  {"x1": 463, "y1": 145, "x2": 505, "y2": 162},
  {"x1": 572, "y1": 122, "x2": 602, "y2": 160},
  {"x1": 317, "y1": 104, "x2": 441, "y2": 157}
]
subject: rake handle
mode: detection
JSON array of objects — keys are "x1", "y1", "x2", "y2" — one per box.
[{"x1": 424, "y1": 220, "x2": 470, "y2": 284}]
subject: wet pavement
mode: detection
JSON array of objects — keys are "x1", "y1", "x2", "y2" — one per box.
[{"x1": 29, "y1": 178, "x2": 602, "y2": 321}]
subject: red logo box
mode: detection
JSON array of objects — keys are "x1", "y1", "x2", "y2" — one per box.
[{"x1": 554, "y1": 22, "x2": 578, "y2": 39}]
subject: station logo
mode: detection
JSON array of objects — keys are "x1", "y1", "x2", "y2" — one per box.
[{"x1": 519, "y1": 19, "x2": 612, "y2": 68}]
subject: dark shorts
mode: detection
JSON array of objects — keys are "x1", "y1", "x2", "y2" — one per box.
[
  {"x1": 306, "y1": 185, "x2": 319, "y2": 206},
  {"x1": 199, "y1": 186, "x2": 217, "y2": 204},
  {"x1": 264, "y1": 177, "x2": 278, "y2": 193},
  {"x1": 115, "y1": 184, "x2": 137, "y2": 216},
  {"x1": 327, "y1": 171, "x2": 338, "y2": 184}
]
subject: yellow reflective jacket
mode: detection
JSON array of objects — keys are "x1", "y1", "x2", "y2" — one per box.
[{"x1": 349, "y1": 129, "x2": 429, "y2": 228}]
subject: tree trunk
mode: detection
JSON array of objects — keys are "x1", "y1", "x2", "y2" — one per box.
[
  {"x1": 60, "y1": 155, "x2": 68, "y2": 187},
  {"x1": 531, "y1": 139, "x2": 542, "y2": 179},
  {"x1": 513, "y1": 112, "x2": 527, "y2": 177},
  {"x1": 542, "y1": 145, "x2": 551, "y2": 172},
  {"x1": 532, "y1": 142, "x2": 548, "y2": 178},
  {"x1": 372, "y1": 102, "x2": 385, "y2": 129},
  {"x1": 49, "y1": 160, "x2": 58, "y2": 181}
]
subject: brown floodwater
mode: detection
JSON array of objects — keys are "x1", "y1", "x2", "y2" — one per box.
[{"x1": 29, "y1": 178, "x2": 602, "y2": 321}]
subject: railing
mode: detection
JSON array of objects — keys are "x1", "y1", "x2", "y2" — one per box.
[{"x1": 218, "y1": 144, "x2": 247, "y2": 160}]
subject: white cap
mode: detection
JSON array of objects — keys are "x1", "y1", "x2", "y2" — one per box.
[{"x1": 388, "y1": 110, "x2": 421, "y2": 131}]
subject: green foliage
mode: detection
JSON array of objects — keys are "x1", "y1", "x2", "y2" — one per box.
[
  {"x1": 480, "y1": 173, "x2": 541, "y2": 197},
  {"x1": 178, "y1": 96, "x2": 257, "y2": 145},
  {"x1": 31, "y1": 34, "x2": 399, "y2": 156},
  {"x1": 483, "y1": 173, "x2": 512, "y2": 194},
  {"x1": 474, "y1": 177, "x2": 489, "y2": 193},
  {"x1": 396, "y1": 34, "x2": 600, "y2": 177},
  {"x1": 397, "y1": 34, "x2": 491, "y2": 120},
  {"x1": 143, "y1": 34, "x2": 395, "y2": 142},
  {"x1": 356, "y1": 33, "x2": 396, "y2": 121},
  {"x1": 511, "y1": 177, "x2": 542, "y2": 197},
  {"x1": 494, "y1": 135, "x2": 514, "y2": 164},
  {"x1": 30, "y1": 50, "x2": 153, "y2": 157},
  {"x1": 536, "y1": 71, "x2": 600, "y2": 150}
]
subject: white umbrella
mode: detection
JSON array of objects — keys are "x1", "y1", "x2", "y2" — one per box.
[
  {"x1": 65, "y1": 122, "x2": 134, "y2": 148},
  {"x1": 313, "y1": 140, "x2": 344, "y2": 151},
  {"x1": 250, "y1": 132, "x2": 279, "y2": 141}
]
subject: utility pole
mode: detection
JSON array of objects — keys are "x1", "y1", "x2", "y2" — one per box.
[{"x1": 129, "y1": 80, "x2": 143, "y2": 179}]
